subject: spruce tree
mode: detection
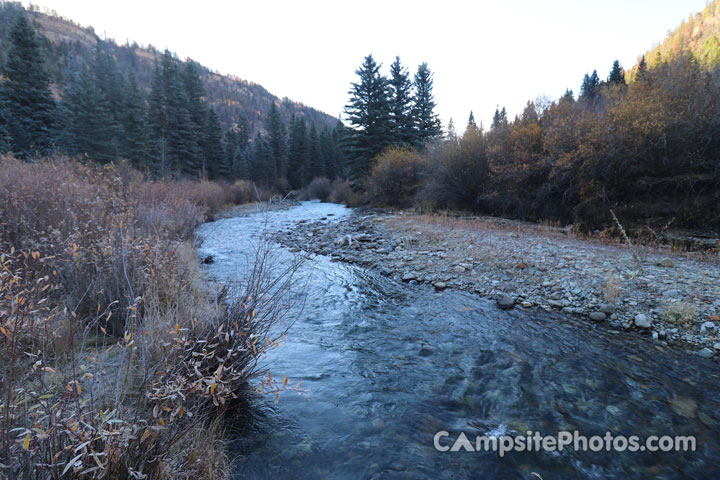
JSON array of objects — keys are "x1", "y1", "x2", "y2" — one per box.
[
  {"x1": 388, "y1": 56, "x2": 415, "y2": 146},
  {"x1": 412, "y1": 62, "x2": 442, "y2": 144},
  {"x1": 580, "y1": 70, "x2": 600, "y2": 99},
  {"x1": 491, "y1": 107, "x2": 508, "y2": 130},
  {"x1": 148, "y1": 51, "x2": 199, "y2": 177},
  {"x1": 120, "y1": 73, "x2": 152, "y2": 169},
  {"x1": 90, "y1": 44, "x2": 125, "y2": 148},
  {"x1": 0, "y1": 104, "x2": 10, "y2": 153},
  {"x1": 0, "y1": 15, "x2": 56, "y2": 157},
  {"x1": 266, "y1": 102, "x2": 287, "y2": 181},
  {"x1": 344, "y1": 54, "x2": 392, "y2": 182},
  {"x1": 308, "y1": 123, "x2": 323, "y2": 179},
  {"x1": 61, "y1": 67, "x2": 118, "y2": 163},
  {"x1": 636, "y1": 55, "x2": 649, "y2": 83},
  {"x1": 183, "y1": 60, "x2": 208, "y2": 171},
  {"x1": 467, "y1": 111, "x2": 477, "y2": 131},
  {"x1": 607, "y1": 60, "x2": 626, "y2": 86},
  {"x1": 203, "y1": 107, "x2": 225, "y2": 179},
  {"x1": 287, "y1": 115, "x2": 309, "y2": 189}
]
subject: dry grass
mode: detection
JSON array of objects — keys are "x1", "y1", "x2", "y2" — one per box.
[{"x1": 0, "y1": 157, "x2": 298, "y2": 479}]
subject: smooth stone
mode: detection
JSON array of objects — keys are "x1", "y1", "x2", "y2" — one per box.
[
  {"x1": 714, "y1": 343, "x2": 720, "y2": 351},
  {"x1": 521, "y1": 301, "x2": 532, "y2": 308},
  {"x1": 659, "y1": 258, "x2": 675, "y2": 268},
  {"x1": 433, "y1": 282, "x2": 447, "y2": 291},
  {"x1": 652, "y1": 331, "x2": 659, "y2": 341},
  {"x1": 454, "y1": 265, "x2": 466, "y2": 273},
  {"x1": 589, "y1": 312, "x2": 607, "y2": 322},
  {"x1": 634, "y1": 314, "x2": 651, "y2": 328},
  {"x1": 697, "y1": 348, "x2": 714, "y2": 358},
  {"x1": 496, "y1": 295, "x2": 515, "y2": 310},
  {"x1": 700, "y1": 321, "x2": 716, "y2": 332},
  {"x1": 599, "y1": 304, "x2": 616, "y2": 314},
  {"x1": 401, "y1": 272, "x2": 417, "y2": 282}
]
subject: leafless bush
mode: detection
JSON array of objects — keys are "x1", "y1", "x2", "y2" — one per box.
[
  {"x1": 328, "y1": 178, "x2": 364, "y2": 206},
  {"x1": 302, "y1": 177, "x2": 332, "y2": 201},
  {"x1": 0, "y1": 157, "x2": 302, "y2": 479}
]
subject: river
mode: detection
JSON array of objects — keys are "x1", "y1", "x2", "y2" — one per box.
[{"x1": 196, "y1": 201, "x2": 720, "y2": 480}]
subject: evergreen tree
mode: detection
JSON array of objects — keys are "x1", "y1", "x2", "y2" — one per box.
[
  {"x1": 491, "y1": 107, "x2": 508, "y2": 130},
  {"x1": 344, "y1": 54, "x2": 392, "y2": 182},
  {"x1": 580, "y1": 70, "x2": 600, "y2": 99},
  {"x1": 182, "y1": 60, "x2": 208, "y2": 170},
  {"x1": 120, "y1": 73, "x2": 152, "y2": 168},
  {"x1": 636, "y1": 55, "x2": 649, "y2": 83},
  {"x1": 265, "y1": 102, "x2": 287, "y2": 181},
  {"x1": 203, "y1": 107, "x2": 225, "y2": 179},
  {"x1": 446, "y1": 118, "x2": 457, "y2": 141},
  {"x1": 0, "y1": 103, "x2": 10, "y2": 153},
  {"x1": 607, "y1": 60, "x2": 626, "y2": 86},
  {"x1": 148, "y1": 51, "x2": 199, "y2": 177},
  {"x1": 287, "y1": 115, "x2": 309, "y2": 189},
  {"x1": 308, "y1": 123, "x2": 323, "y2": 179},
  {"x1": 250, "y1": 133, "x2": 271, "y2": 184},
  {"x1": 61, "y1": 67, "x2": 118, "y2": 162},
  {"x1": 467, "y1": 111, "x2": 477, "y2": 131},
  {"x1": 90, "y1": 44, "x2": 125, "y2": 148},
  {"x1": 319, "y1": 128, "x2": 335, "y2": 178},
  {"x1": 388, "y1": 56, "x2": 415, "y2": 146},
  {"x1": 0, "y1": 15, "x2": 56, "y2": 157},
  {"x1": 412, "y1": 62, "x2": 442, "y2": 144}
]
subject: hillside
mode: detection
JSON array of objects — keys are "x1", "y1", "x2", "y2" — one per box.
[
  {"x1": 0, "y1": 1, "x2": 338, "y2": 134},
  {"x1": 641, "y1": 0, "x2": 720, "y2": 71}
]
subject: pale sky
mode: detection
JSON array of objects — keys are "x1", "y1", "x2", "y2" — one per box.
[{"x1": 24, "y1": 0, "x2": 710, "y2": 128}]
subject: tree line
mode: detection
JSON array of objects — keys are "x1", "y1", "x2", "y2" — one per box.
[
  {"x1": 0, "y1": 13, "x2": 347, "y2": 188},
  {"x1": 369, "y1": 54, "x2": 720, "y2": 231}
]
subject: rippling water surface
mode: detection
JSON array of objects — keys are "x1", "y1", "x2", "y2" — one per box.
[{"x1": 196, "y1": 201, "x2": 720, "y2": 480}]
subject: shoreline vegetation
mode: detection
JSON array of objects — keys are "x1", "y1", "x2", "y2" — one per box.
[{"x1": 0, "y1": 157, "x2": 302, "y2": 479}]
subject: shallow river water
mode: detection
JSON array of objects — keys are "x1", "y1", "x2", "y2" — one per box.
[{"x1": 196, "y1": 201, "x2": 720, "y2": 480}]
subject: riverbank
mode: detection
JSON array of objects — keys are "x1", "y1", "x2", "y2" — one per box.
[{"x1": 275, "y1": 207, "x2": 720, "y2": 358}]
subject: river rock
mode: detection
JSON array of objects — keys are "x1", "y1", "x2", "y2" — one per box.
[
  {"x1": 433, "y1": 282, "x2": 447, "y2": 291},
  {"x1": 496, "y1": 295, "x2": 515, "y2": 310},
  {"x1": 659, "y1": 258, "x2": 675, "y2": 268},
  {"x1": 697, "y1": 348, "x2": 714, "y2": 358},
  {"x1": 700, "y1": 321, "x2": 716, "y2": 332},
  {"x1": 402, "y1": 272, "x2": 417, "y2": 282},
  {"x1": 599, "y1": 304, "x2": 616, "y2": 315},
  {"x1": 589, "y1": 312, "x2": 607, "y2": 322},
  {"x1": 714, "y1": 343, "x2": 720, "y2": 351},
  {"x1": 634, "y1": 314, "x2": 651, "y2": 328},
  {"x1": 521, "y1": 301, "x2": 532, "y2": 308},
  {"x1": 454, "y1": 265, "x2": 466, "y2": 273}
]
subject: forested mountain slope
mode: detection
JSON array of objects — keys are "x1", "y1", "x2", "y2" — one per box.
[{"x1": 0, "y1": 1, "x2": 338, "y2": 134}]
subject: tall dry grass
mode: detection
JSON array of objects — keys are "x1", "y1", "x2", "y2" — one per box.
[{"x1": 0, "y1": 157, "x2": 299, "y2": 479}]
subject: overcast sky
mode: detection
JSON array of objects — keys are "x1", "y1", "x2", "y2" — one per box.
[{"x1": 24, "y1": 0, "x2": 710, "y2": 128}]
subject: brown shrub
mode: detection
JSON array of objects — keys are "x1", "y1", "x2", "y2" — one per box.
[
  {"x1": 0, "y1": 157, "x2": 301, "y2": 479},
  {"x1": 329, "y1": 178, "x2": 365, "y2": 206},
  {"x1": 303, "y1": 177, "x2": 332, "y2": 201},
  {"x1": 368, "y1": 147, "x2": 427, "y2": 207}
]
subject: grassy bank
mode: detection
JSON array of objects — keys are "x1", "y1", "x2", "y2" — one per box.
[{"x1": 0, "y1": 157, "x2": 295, "y2": 479}]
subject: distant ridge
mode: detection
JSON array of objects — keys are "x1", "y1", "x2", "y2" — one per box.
[{"x1": 0, "y1": 1, "x2": 339, "y2": 134}]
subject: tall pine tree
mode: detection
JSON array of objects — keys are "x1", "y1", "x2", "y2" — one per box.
[
  {"x1": 287, "y1": 115, "x2": 309, "y2": 189},
  {"x1": 120, "y1": 73, "x2": 152, "y2": 169},
  {"x1": 344, "y1": 54, "x2": 392, "y2": 183},
  {"x1": 412, "y1": 62, "x2": 442, "y2": 144},
  {"x1": 388, "y1": 56, "x2": 415, "y2": 146},
  {"x1": 607, "y1": 60, "x2": 626, "y2": 86},
  {"x1": 265, "y1": 102, "x2": 286, "y2": 182},
  {"x1": 0, "y1": 15, "x2": 56, "y2": 157}
]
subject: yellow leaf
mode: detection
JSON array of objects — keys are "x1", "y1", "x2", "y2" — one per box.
[
  {"x1": 140, "y1": 429, "x2": 151, "y2": 443},
  {"x1": 23, "y1": 433, "x2": 30, "y2": 450},
  {"x1": 210, "y1": 383, "x2": 216, "y2": 394},
  {"x1": 174, "y1": 324, "x2": 179, "y2": 335}
]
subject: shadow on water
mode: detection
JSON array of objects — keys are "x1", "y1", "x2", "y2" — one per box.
[{"x1": 196, "y1": 201, "x2": 720, "y2": 479}]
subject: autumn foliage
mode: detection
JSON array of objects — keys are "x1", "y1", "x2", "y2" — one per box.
[{"x1": 0, "y1": 157, "x2": 297, "y2": 479}]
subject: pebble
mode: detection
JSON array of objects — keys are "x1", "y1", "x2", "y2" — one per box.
[
  {"x1": 454, "y1": 265, "x2": 466, "y2": 273},
  {"x1": 433, "y1": 282, "x2": 447, "y2": 291},
  {"x1": 659, "y1": 258, "x2": 675, "y2": 268},
  {"x1": 700, "y1": 321, "x2": 716, "y2": 332},
  {"x1": 589, "y1": 312, "x2": 607, "y2": 322},
  {"x1": 714, "y1": 343, "x2": 720, "y2": 351},
  {"x1": 634, "y1": 314, "x2": 652, "y2": 329},
  {"x1": 599, "y1": 304, "x2": 616, "y2": 314},
  {"x1": 401, "y1": 272, "x2": 416, "y2": 282},
  {"x1": 496, "y1": 295, "x2": 515, "y2": 310},
  {"x1": 697, "y1": 348, "x2": 714, "y2": 358},
  {"x1": 521, "y1": 301, "x2": 532, "y2": 308}
]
